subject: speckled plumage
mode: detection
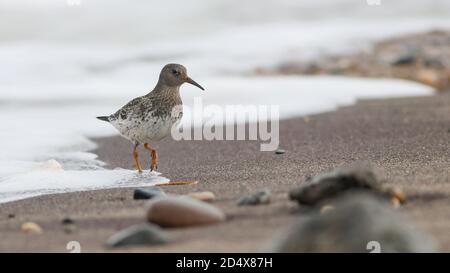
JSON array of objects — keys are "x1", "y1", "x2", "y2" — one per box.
[
  {"x1": 97, "y1": 63, "x2": 204, "y2": 172},
  {"x1": 108, "y1": 85, "x2": 183, "y2": 144}
]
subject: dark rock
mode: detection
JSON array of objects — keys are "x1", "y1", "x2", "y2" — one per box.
[
  {"x1": 272, "y1": 193, "x2": 436, "y2": 252},
  {"x1": 61, "y1": 218, "x2": 76, "y2": 233},
  {"x1": 274, "y1": 149, "x2": 286, "y2": 154},
  {"x1": 147, "y1": 197, "x2": 225, "y2": 227},
  {"x1": 133, "y1": 187, "x2": 166, "y2": 200},
  {"x1": 62, "y1": 217, "x2": 74, "y2": 225},
  {"x1": 238, "y1": 189, "x2": 271, "y2": 206},
  {"x1": 391, "y1": 54, "x2": 417, "y2": 66},
  {"x1": 106, "y1": 224, "x2": 169, "y2": 247},
  {"x1": 289, "y1": 165, "x2": 399, "y2": 205}
]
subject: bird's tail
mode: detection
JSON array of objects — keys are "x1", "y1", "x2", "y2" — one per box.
[{"x1": 96, "y1": 116, "x2": 110, "y2": 122}]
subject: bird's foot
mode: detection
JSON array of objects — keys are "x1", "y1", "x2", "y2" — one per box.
[
  {"x1": 150, "y1": 149, "x2": 158, "y2": 172},
  {"x1": 150, "y1": 160, "x2": 158, "y2": 172},
  {"x1": 144, "y1": 143, "x2": 158, "y2": 172}
]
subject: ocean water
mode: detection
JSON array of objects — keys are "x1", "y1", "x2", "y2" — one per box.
[{"x1": 0, "y1": 0, "x2": 448, "y2": 203}]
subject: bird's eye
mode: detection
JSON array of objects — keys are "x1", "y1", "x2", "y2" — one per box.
[{"x1": 172, "y1": 69, "x2": 179, "y2": 75}]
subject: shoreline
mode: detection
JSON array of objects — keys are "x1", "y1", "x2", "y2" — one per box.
[{"x1": 0, "y1": 93, "x2": 449, "y2": 252}]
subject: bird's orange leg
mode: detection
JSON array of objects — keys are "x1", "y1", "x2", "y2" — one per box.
[
  {"x1": 133, "y1": 144, "x2": 143, "y2": 173},
  {"x1": 144, "y1": 143, "x2": 158, "y2": 171}
]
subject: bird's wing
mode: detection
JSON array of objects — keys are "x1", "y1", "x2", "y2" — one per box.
[{"x1": 110, "y1": 96, "x2": 153, "y2": 122}]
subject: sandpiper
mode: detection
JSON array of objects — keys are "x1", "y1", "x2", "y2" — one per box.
[{"x1": 97, "y1": 63, "x2": 204, "y2": 173}]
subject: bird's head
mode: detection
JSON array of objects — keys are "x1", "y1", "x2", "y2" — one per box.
[{"x1": 159, "y1": 63, "x2": 205, "y2": 90}]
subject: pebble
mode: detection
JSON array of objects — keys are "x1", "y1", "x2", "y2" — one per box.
[
  {"x1": 133, "y1": 187, "x2": 166, "y2": 200},
  {"x1": 146, "y1": 197, "x2": 225, "y2": 227},
  {"x1": 21, "y1": 222, "x2": 43, "y2": 235},
  {"x1": 61, "y1": 217, "x2": 76, "y2": 233},
  {"x1": 106, "y1": 224, "x2": 169, "y2": 247},
  {"x1": 272, "y1": 193, "x2": 436, "y2": 252},
  {"x1": 289, "y1": 164, "x2": 396, "y2": 205},
  {"x1": 391, "y1": 54, "x2": 417, "y2": 65},
  {"x1": 274, "y1": 149, "x2": 286, "y2": 155},
  {"x1": 319, "y1": 205, "x2": 335, "y2": 215},
  {"x1": 62, "y1": 217, "x2": 74, "y2": 225},
  {"x1": 238, "y1": 189, "x2": 271, "y2": 206},
  {"x1": 187, "y1": 191, "x2": 216, "y2": 202}
]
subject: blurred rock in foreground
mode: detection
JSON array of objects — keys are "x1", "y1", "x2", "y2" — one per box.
[
  {"x1": 272, "y1": 193, "x2": 436, "y2": 253},
  {"x1": 106, "y1": 224, "x2": 169, "y2": 247}
]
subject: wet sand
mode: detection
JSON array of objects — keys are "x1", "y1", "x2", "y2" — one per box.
[{"x1": 0, "y1": 93, "x2": 449, "y2": 252}]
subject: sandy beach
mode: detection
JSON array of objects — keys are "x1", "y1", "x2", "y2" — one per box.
[{"x1": 0, "y1": 92, "x2": 448, "y2": 252}]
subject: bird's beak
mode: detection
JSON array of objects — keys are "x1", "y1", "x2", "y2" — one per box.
[{"x1": 186, "y1": 77, "x2": 205, "y2": 91}]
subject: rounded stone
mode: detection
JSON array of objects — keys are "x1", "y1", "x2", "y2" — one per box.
[
  {"x1": 134, "y1": 187, "x2": 166, "y2": 200},
  {"x1": 62, "y1": 217, "x2": 74, "y2": 225},
  {"x1": 106, "y1": 224, "x2": 169, "y2": 247},
  {"x1": 186, "y1": 191, "x2": 216, "y2": 202},
  {"x1": 320, "y1": 205, "x2": 335, "y2": 214},
  {"x1": 238, "y1": 189, "x2": 271, "y2": 206},
  {"x1": 146, "y1": 197, "x2": 225, "y2": 227},
  {"x1": 21, "y1": 222, "x2": 43, "y2": 234}
]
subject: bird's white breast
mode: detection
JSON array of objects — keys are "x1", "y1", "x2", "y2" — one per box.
[{"x1": 111, "y1": 114, "x2": 181, "y2": 143}]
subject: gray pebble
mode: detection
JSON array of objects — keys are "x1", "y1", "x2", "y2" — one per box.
[
  {"x1": 62, "y1": 217, "x2": 74, "y2": 225},
  {"x1": 238, "y1": 189, "x2": 271, "y2": 206},
  {"x1": 133, "y1": 187, "x2": 166, "y2": 200},
  {"x1": 106, "y1": 224, "x2": 169, "y2": 247},
  {"x1": 391, "y1": 54, "x2": 417, "y2": 66}
]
